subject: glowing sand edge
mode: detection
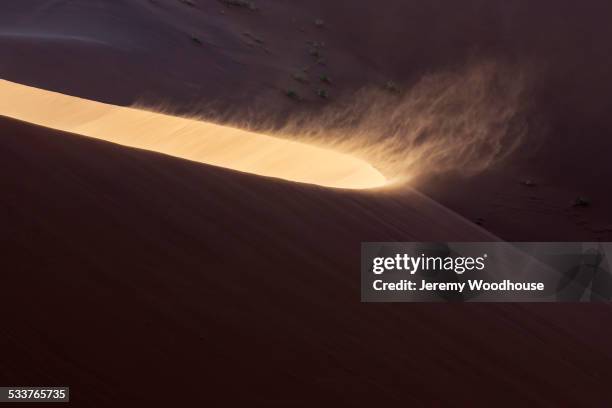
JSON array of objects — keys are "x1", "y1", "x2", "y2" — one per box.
[{"x1": 0, "y1": 79, "x2": 387, "y2": 189}]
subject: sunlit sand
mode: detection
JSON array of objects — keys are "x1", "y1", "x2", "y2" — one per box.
[{"x1": 0, "y1": 79, "x2": 386, "y2": 189}]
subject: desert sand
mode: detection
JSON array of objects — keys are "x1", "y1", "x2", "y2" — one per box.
[
  {"x1": 0, "y1": 79, "x2": 386, "y2": 189},
  {"x1": 2, "y1": 0, "x2": 612, "y2": 406},
  {"x1": 2, "y1": 0, "x2": 611, "y2": 239},
  {"x1": 4, "y1": 116, "x2": 611, "y2": 406}
]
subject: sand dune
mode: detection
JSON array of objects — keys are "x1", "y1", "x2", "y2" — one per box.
[
  {"x1": 0, "y1": 79, "x2": 386, "y2": 189},
  {"x1": 2, "y1": 0, "x2": 611, "y2": 239},
  {"x1": 2, "y1": 0, "x2": 612, "y2": 405},
  {"x1": 3, "y1": 116, "x2": 612, "y2": 406}
]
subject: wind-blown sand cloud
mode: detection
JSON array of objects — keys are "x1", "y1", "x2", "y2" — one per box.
[{"x1": 278, "y1": 62, "x2": 530, "y2": 183}]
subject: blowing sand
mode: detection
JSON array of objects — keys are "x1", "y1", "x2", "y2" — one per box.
[{"x1": 0, "y1": 79, "x2": 386, "y2": 189}]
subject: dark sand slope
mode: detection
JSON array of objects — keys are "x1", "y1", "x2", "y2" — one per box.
[
  {"x1": 0, "y1": 0, "x2": 276, "y2": 108},
  {"x1": 2, "y1": 117, "x2": 612, "y2": 406}
]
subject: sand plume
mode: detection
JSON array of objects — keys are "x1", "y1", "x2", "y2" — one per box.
[{"x1": 277, "y1": 61, "x2": 530, "y2": 183}]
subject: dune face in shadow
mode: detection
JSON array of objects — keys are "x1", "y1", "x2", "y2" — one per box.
[
  {"x1": 0, "y1": 79, "x2": 386, "y2": 189},
  {"x1": 3, "y1": 115, "x2": 612, "y2": 406}
]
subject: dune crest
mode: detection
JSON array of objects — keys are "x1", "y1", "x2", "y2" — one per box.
[{"x1": 0, "y1": 79, "x2": 386, "y2": 189}]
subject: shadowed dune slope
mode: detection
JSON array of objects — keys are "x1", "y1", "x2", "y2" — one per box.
[{"x1": 2, "y1": 117, "x2": 612, "y2": 406}]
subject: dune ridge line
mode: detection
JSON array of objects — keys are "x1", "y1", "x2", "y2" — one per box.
[{"x1": 0, "y1": 79, "x2": 387, "y2": 189}]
